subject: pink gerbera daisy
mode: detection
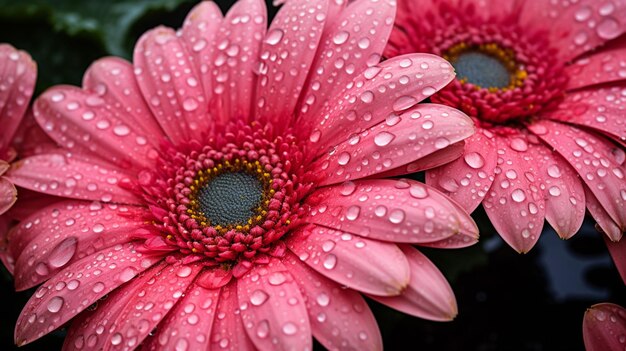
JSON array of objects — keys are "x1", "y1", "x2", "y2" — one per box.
[
  {"x1": 583, "y1": 302, "x2": 626, "y2": 351},
  {"x1": 386, "y1": 0, "x2": 626, "y2": 253},
  {"x1": 5, "y1": 0, "x2": 478, "y2": 349}
]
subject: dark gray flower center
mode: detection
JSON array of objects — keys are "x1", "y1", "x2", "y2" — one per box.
[
  {"x1": 452, "y1": 51, "x2": 511, "y2": 89},
  {"x1": 198, "y1": 172, "x2": 264, "y2": 226}
]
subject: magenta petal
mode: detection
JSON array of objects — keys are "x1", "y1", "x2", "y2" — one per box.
[
  {"x1": 427, "y1": 130, "x2": 498, "y2": 213},
  {"x1": 585, "y1": 186, "x2": 623, "y2": 242},
  {"x1": 254, "y1": 0, "x2": 327, "y2": 132},
  {"x1": 208, "y1": 0, "x2": 266, "y2": 124},
  {"x1": 13, "y1": 200, "x2": 148, "y2": 291},
  {"x1": 62, "y1": 262, "x2": 166, "y2": 351},
  {"x1": 284, "y1": 251, "x2": 383, "y2": 351},
  {"x1": 133, "y1": 27, "x2": 208, "y2": 143},
  {"x1": 0, "y1": 44, "x2": 37, "y2": 152},
  {"x1": 7, "y1": 153, "x2": 140, "y2": 205},
  {"x1": 304, "y1": 178, "x2": 477, "y2": 243},
  {"x1": 210, "y1": 282, "x2": 256, "y2": 351},
  {"x1": 141, "y1": 282, "x2": 221, "y2": 351},
  {"x1": 0, "y1": 215, "x2": 14, "y2": 274},
  {"x1": 297, "y1": 0, "x2": 396, "y2": 125},
  {"x1": 307, "y1": 54, "x2": 456, "y2": 154},
  {"x1": 0, "y1": 176, "x2": 17, "y2": 215},
  {"x1": 566, "y1": 48, "x2": 626, "y2": 90},
  {"x1": 370, "y1": 245, "x2": 457, "y2": 321},
  {"x1": 529, "y1": 120, "x2": 626, "y2": 230},
  {"x1": 14, "y1": 242, "x2": 163, "y2": 346},
  {"x1": 482, "y1": 135, "x2": 546, "y2": 253},
  {"x1": 313, "y1": 103, "x2": 474, "y2": 185},
  {"x1": 237, "y1": 259, "x2": 312, "y2": 351},
  {"x1": 286, "y1": 225, "x2": 410, "y2": 296},
  {"x1": 583, "y1": 303, "x2": 626, "y2": 351},
  {"x1": 104, "y1": 262, "x2": 203, "y2": 350}
]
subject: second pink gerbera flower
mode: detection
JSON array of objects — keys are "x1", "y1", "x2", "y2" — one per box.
[{"x1": 5, "y1": 0, "x2": 478, "y2": 349}]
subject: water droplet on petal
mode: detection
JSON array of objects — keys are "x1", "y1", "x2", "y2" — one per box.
[
  {"x1": 392, "y1": 96, "x2": 417, "y2": 112},
  {"x1": 345, "y1": 206, "x2": 360, "y2": 220},
  {"x1": 388, "y1": 209, "x2": 405, "y2": 224},
  {"x1": 464, "y1": 152, "x2": 485, "y2": 169},
  {"x1": 323, "y1": 254, "x2": 337, "y2": 269},
  {"x1": 48, "y1": 237, "x2": 77, "y2": 268},
  {"x1": 374, "y1": 131, "x2": 395, "y2": 147},
  {"x1": 256, "y1": 320, "x2": 270, "y2": 338},
  {"x1": 250, "y1": 290, "x2": 269, "y2": 306},
  {"x1": 597, "y1": 18, "x2": 621, "y2": 39},
  {"x1": 282, "y1": 322, "x2": 298, "y2": 336},
  {"x1": 333, "y1": 31, "x2": 349, "y2": 45},
  {"x1": 265, "y1": 29, "x2": 284, "y2": 45},
  {"x1": 511, "y1": 189, "x2": 526, "y2": 203},
  {"x1": 47, "y1": 296, "x2": 64, "y2": 313}
]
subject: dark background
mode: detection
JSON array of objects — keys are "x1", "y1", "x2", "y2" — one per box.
[{"x1": 1, "y1": 0, "x2": 624, "y2": 350}]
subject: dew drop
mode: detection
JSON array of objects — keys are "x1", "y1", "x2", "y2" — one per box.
[
  {"x1": 511, "y1": 189, "x2": 526, "y2": 203},
  {"x1": 597, "y1": 18, "x2": 621, "y2": 39},
  {"x1": 333, "y1": 31, "x2": 350, "y2": 45},
  {"x1": 345, "y1": 206, "x2": 360, "y2": 220},
  {"x1": 422, "y1": 86, "x2": 436, "y2": 96},
  {"x1": 388, "y1": 209, "x2": 405, "y2": 224},
  {"x1": 265, "y1": 29, "x2": 284, "y2": 45},
  {"x1": 182, "y1": 98, "x2": 198, "y2": 112},
  {"x1": 47, "y1": 296, "x2": 64, "y2": 313},
  {"x1": 250, "y1": 290, "x2": 269, "y2": 306},
  {"x1": 392, "y1": 96, "x2": 417, "y2": 112},
  {"x1": 323, "y1": 254, "x2": 337, "y2": 269},
  {"x1": 48, "y1": 237, "x2": 77, "y2": 268},
  {"x1": 464, "y1": 152, "x2": 485, "y2": 169},
  {"x1": 282, "y1": 322, "x2": 298, "y2": 336},
  {"x1": 374, "y1": 131, "x2": 395, "y2": 147},
  {"x1": 256, "y1": 320, "x2": 270, "y2": 338}
]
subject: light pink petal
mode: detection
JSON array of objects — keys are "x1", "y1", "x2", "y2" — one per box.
[
  {"x1": 7, "y1": 153, "x2": 140, "y2": 205},
  {"x1": 306, "y1": 54, "x2": 456, "y2": 155},
  {"x1": 0, "y1": 215, "x2": 14, "y2": 274},
  {"x1": 417, "y1": 194, "x2": 480, "y2": 249},
  {"x1": 62, "y1": 262, "x2": 167, "y2": 351},
  {"x1": 140, "y1": 283, "x2": 221, "y2": 351},
  {"x1": 374, "y1": 141, "x2": 466, "y2": 178},
  {"x1": 297, "y1": 0, "x2": 396, "y2": 126},
  {"x1": 254, "y1": 0, "x2": 327, "y2": 132},
  {"x1": 370, "y1": 245, "x2": 457, "y2": 321},
  {"x1": 0, "y1": 176, "x2": 17, "y2": 215},
  {"x1": 82, "y1": 57, "x2": 166, "y2": 141},
  {"x1": 13, "y1": 200, "x2": 148, "y2": 291},
  {"x1": 530, "y1": 142, "x2": 586, "y2": 239},
  {"x1": 583, "y1": 303, "x2": 626, "y2": 351},
  {"x1": 133, "y1": 27, "x2": 208, "y2": 143},
  {"x1": 105, "y1": 262, "x2": 203, "y2": 351},
  {"x1": 0, "y1": 44, "x2": 37, "y2": 151},
  {"x1": 528, "y1": 120, "x2": 626, "y2": 230},
  {"x1": 10, "y1": 110, "x2": 58, "y2": 158},
  {"x1": 605, "y1": 235, "x2": 626, "y2": 284},
  {"x1": 482, "y1": 135, "x2": 546, "y2": 253},
  {"x1": 210, "y1": 282, "x2": 256, "y2": 351},
  {"x1": 427, "y1": 130, "x2": 498, "y2": 213},
  {"x1": 566, "y1": 48, "x2": 626, "y2": 90},
  {"x1": 541, "y1": 84, "x2": 626, "y2": 146},
  {"x1": 313, "y1": 103, "x2": 474, "y2": 185},
  {"x1": 519, "y1": 0, "x2": 626, "y2": 61},
  {"x1": 181, "y1": 1, "x2": 223, "y2": 109},
  {"x1": 33, "y1": 86, "x2": 159, "y2": 171},
  {"x1": 237, "y1": 259, "x2": 312, "y2": 351},
  {"x1": 304, "y1": 178, "x2": 477, "y2": 244},
  {"x1": 585, "y1": 186, "x2": 623, "y2": 241},
  {"x1": 14, "y1": 242, "x2": 163, "y2": 346},
  {"x1": 208, "y1": 0, "x2": 266, "y2": 124},
  {"x1": 286, "y1": 224, "x2": 410, "y2": 296},
  {"x1": 284, "y1": 251, "x2": 382, "y2": 351}
]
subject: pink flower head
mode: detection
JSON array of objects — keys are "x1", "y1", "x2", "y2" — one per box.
[
  {"x1": 583, "y1": 302, "x2": 626, "y2": 351},
  {"x1": 6, "y1": 0, "x2": 478, "y2": 349},
  {"x1": 387, "y1": 0, "x2": 626, "y2": 253}
]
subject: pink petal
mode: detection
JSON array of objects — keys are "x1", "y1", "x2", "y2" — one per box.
[
  {"x1": 0, "y1": 215, "x2": 14, "y2": 274},
  {"x1": 210, "y1": 282, "x2": 256, "y2": 351},
  {"x1": 208, "y1": 0, "x2": 266, "y2": 125},
  {"x1": 313, "y1": 103, "x2": 474, "y2": 185},
  {"x1": 519, "y1": 0, "x2": 626, "y2": 61},
  {"x1": 0, "y1": 44, "x2": 37, "y2": 152},
  {"x1": 307, "y1": 54, "x2": 456, "y2": 155},
  {"x1": 140, "y1": 282, "x2": 221, "y2": 351},
  {"x1": 297, "y1": 0, "x2": 396, "y2": 125},
  {"x1": 82, "y1": 57, "x2": 166, "y2": 142},
  {"x1": 254, "y1": 0, "x2": 327, "y2": 133},
  {"x1": 0, "y1": 176, "x2": 17, "y2": 215},
  {"x1": 286, "y1": 224, "x2": 410, "y2": 296},
  {"x1": 370, "y1": 245, "x2": 457, "y2": 321},
  {"x1": 583, "y1": 303, "x2": 626, "y2": 351},
  {"x1": 304, "y1": 178, "x2": 477, "y2": 244},
  {"x1": 605, "y1": 235, "x2": 626, "y2": 284},
  {"x1": 585, "y1": 186, "x2": 623, "y2": 241},
  {"x1": 180, "y1": 1, "x2": 223, "y2": 110},
  {"x1": 14, "y1": 242, "x2": 163, "y2": 346},
  {"x1": 62, "y1": 261, "x2": 167, "y2": 351},
  {"x1": 33, "y1": 86, "x2": 159, "y2": 171},
  {"x1": 237, "y1": 259, "x2": 312, "y2": 351},
  {"x1": 284, "y1": 251, "x2": 382, "y2": 351},
  {"x1": 7, "y1": 153, "x2": 140, "y2": 205},
  {"x1": 482, "y1": 134, "x2": 546, "y2": 253},
  {"x1": 417, "y1": 192, "x2": 480, "y2": 249},
  {"x1": 541, "y1": 84, "x2": 626, "y2": 145},
  {"x1": 427, "y1": 130, "x2": 498, "y2": 213},
  {"x1": 133, "y1": 27, "x2": 208, "y2": 143},
  {"x1": 13, "y1": 200, "x2": 148, "y2": 291},
  {"x1": 9, "y1": 110, "x2": 58, "y2": 158},
  {"x1": 529, "y1": 142, "x2": 586, "y2": 239},
  {"x1": 105, "y1": 262, "x2": 203, "y2": 351},
  {"x1": 374, "y1": 141, "x2": 466, "y2": 178},
  {"x1": 566, "y1": 48, "x2": 626, "y2": 90},
  {"x1": 529, "y1": 120, "x2": 626, "y2": 230}
]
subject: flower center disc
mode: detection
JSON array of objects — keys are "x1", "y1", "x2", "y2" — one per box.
[
  {"x1": 197, "y1": 172, "x2": 264, "y2": 226},
  {"x1": 452, "y1": 51, "x2": 511, "y2": 89}
]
